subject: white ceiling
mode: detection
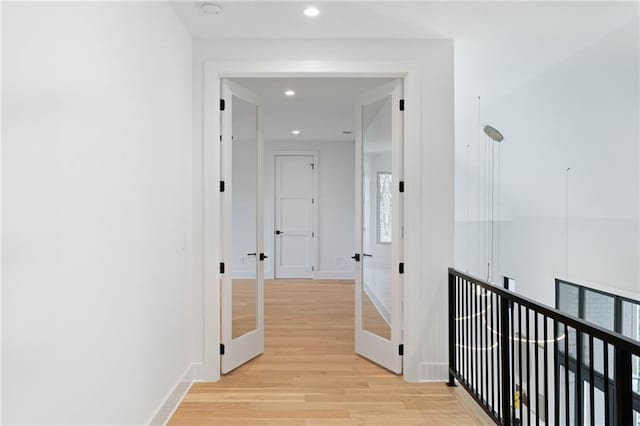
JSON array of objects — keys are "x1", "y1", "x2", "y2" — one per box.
[
  {"x1": 230, "y1": 77, "x2": 392, "y2": 142},
  {"x1": 171, "y1": 1, "x2": 635, "y2": 41},
  {"x1": 174, "y1": 1, "x2": 638, "y2": 142}
]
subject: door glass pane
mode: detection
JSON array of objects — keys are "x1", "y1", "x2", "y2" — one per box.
[
  {"x1": 361, "y1": 95, "x2": 392, "y2": 340},
  {"x1": 232, "y1": 95, "x2": 258, "y2": 339}
]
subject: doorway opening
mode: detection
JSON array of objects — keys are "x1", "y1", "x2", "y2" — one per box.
[{"x1": 219, "y1": 76, "x2": 405, "y2": 376}]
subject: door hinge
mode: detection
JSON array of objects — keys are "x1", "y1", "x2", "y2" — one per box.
[
  {"x1": 312, "y1": 266, "x2": 315, "y2": 272},
  {"x1": 399, "y1": 262, "x2": 405, "y2": 274},
  {"x1": 219, "y1": 262, "x2": 225, "y2": 274},
  {"x1": 220, "y1": 181, "x2": 225, "y2": 192},
  {"x1": 220, "y1": 344, "x2": 225, "y2": 355},
  {"x1": 399, "y1": 344, "x2": 404, "y2": 356},
  {"x1": 399, "y1": 99, "x2": 405, "y2": 111},
  {"x1": 310, "y1": 163, "x2": 315, "y2": 170},
  {"x1": 220, "y1": 99, "x2": 225, "y2": 111},
  {"x1": 399, "y1": 181, "x2": 405, "y2": 193},
  {"x1": 312, "y1": 231, "x2": 315, "y2": 238},
  {"x1": 312, "y1": 197, "x2": 315, "y2": 204}
]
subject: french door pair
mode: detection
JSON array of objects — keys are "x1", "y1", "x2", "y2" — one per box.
[{"x1": 219, "y1": 78, "x2": 404, "y2": 374}]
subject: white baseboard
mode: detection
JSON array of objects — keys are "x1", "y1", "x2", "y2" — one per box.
[
  {"x1": 419, "y1": 362, "x2": 449, "y2": 382},
  {"x1": 147, "y1": 363, "x2": 195, "y2": 426},
  {"x1": 363, "y1": 283, "x2": 391, "y2": 325},
  {"x1": 314, "y1": 270, "x2": 355, "y2": 280}
]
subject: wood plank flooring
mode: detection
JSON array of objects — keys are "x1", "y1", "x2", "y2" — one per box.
[{"x1": 169, "y1": 279, "x2": 487, "y2": 425}]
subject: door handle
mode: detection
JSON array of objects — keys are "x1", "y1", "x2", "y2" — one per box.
[
  {"x1": 275, "y1": 230, "x2": 283, "y2": 235},
  {"x1": 247, "y1": 253, "x2": 257, "y2": 256},
  {"x1": 259, "y1": 253, "x2": 269, "y2": 261},
  {"x1": 363, "y1": 253, "x2": 373, "y2": 257},
  {"x1": 351, "y1": 254, "x2": 360, "y2": 262}
]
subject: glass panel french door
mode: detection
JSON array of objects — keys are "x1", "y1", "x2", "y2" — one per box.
[
  {"x1": 221, "y1": 79, "x2": 264, "y2": 374},
  {"x1": 354, "y1": 79, "x2": 403, "y2": 374}
]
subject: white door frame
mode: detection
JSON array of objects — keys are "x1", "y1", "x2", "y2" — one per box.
[
  {"x1": 199, "y1": 60, "x2": 422, "y2": 383},
  {"x1": 271, "y1": 150, "x2": 318, "y2": 280}
]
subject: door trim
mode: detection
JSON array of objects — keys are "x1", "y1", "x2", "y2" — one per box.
[
  {"x1": 270, "y1": 151, "x2": 318, "y2": 280},
  {"x1": 199, "y1": 60, "x2": 423, "y2": 383}
]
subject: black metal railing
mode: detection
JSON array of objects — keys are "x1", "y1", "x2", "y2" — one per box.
[{"x1": 448, "y1": 268, "x2": 640, "y2": 426}]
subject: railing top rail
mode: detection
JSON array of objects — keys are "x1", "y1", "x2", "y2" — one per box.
[{"x1": 449, "y1": 267, "x2": 640, "y2": 356}]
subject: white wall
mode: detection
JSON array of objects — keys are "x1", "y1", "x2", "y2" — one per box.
[
  {"x1": 192, "y1": 39, "x2": 454, "y2": 382},
  {"x1": 2, "y1": 3, "x2": 193, "y2": 424},
  {"x1": 454, "y1": 16, "x2": 640, "y2": 305}
]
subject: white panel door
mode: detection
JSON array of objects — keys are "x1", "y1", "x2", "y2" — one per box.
[
  {"x1": 221, "y1": 79, "x2": 264, "y2": 374},
  {"x1": 274, "y1": 155, "x2": 314, "y2": 279},
  {"x1": 354, "y1": 79, "x2": 403, "y2": 374}
]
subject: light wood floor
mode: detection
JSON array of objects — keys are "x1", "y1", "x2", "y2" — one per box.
[{"x1": 169, "y1": 279, "x2": 488, "y2": 425}]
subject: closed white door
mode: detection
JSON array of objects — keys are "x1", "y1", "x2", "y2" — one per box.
[
  {"x1": 220, "y1": 79, "x2": 264, "y2": 374},
  {"x1": 354, "y1": 79, "x2": 404, "y2": 374},
  {"x1": 274, "y1": 155, "x2": 315, "y2": 279}
]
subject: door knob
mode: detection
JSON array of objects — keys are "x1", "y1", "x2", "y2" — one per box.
[
  {"x1": 351, "y1": 254, "x2": 360, "y2": 262},
  {"x1": 275, "y1": 230, "x2": 283, "y2": 235}
]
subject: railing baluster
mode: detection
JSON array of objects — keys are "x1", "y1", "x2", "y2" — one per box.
[
  {"x1": 483, "y1": 287, "x2": 488, "y2": 404},
  {"x1": 529, "y1": 311, "x2": 540, "y2": 426},
  {"x1": 491, "y1": 290, "x2": 495, "y2": 414},
  {"x1": 466, "y1": 278, "x2": 470, "y2": 386},
  {"x1": 564, "y1": 323, "x2": 570, "y2": 426},
  {"x1": 448, "y1": 273, "x2": 456, "y2": 386},
  {"x1": 543, "y1": 315, "x2": 548, "y2": 426},
  {"x1": 603, "y1": 342, "x2": 610, "y2": 426},
  {"x1": 475, "y1": 283, "x2": 479, "y2": 394},
  {"x1": 614, "y1": 347, "x2": 632, "y2": 426},
  {"x1": 526, "y1": 307, "x2": 531, "y2": 426},
  {"x1": 518, "y1": 305, "x2": 523, "y2": 424},
  {"x1": 500, "y1": 294, "x2": 512, "y2": 426},
  {"x1": 511, "y1": 298, "x2": 516, "y2": 424},
  {"x1": 554, "y1": 319, "x2": 560, "y2": 426},
  {"x1": 576, "y1": 328, "x2": 583, "y2": 426},
  {"x1": 589, "y1": 335, "x2": 594, "y2": 426}
]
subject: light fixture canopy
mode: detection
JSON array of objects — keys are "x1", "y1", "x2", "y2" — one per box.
[
  {"x1": 285, "y1": 90, "x2": 296, "y2": 96},
  {"x1": 200, "y1": 3, "x2": 222, "y2": 15},
  {"x1": 303, "y1": 7, "x2": 320, "y2": 17},
  {"x1": 483, "y1": 125, "x2": 504, "y2": 142},
  {"x1": 292, "y1": 130, "x2": 301, "y2": 135}
]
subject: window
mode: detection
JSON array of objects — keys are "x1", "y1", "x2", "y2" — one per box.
[{"x1": 377, "y1": 172, "x2": 392, "y2": 244}]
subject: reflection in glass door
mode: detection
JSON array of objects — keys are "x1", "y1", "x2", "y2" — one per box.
[
  {"x1": 221, "y1": 80, "x2": 264, "y2": 374},
  {"x1": 354, "y1": 79, "x2": 403, "y2": 374},
  {"x1": 362, "y1": 95, "x2": 393, "y2": 341}
]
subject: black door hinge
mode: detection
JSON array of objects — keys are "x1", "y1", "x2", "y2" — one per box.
[
  {"x1": 220, "y1": 181, "x2": 225, "y2": 192},
  {"x1": 399, "y1": 99, "x2": 405, "y2": 111},
  {"x1": 220, "y1": 344, "x2": 225, "y2": 355},
  {"x1": 220, "y1": 99, "x2": 225, "y2": 111},
  {"x1": 399, "y1": 344, "x2": 404, "y2": 356},
  {"x1": 399, "y1": 262, "x2": 405, "y2": 274},
  {"x1": 351, "y1": 253, "x2": 360, "y2": 262},
  {"x1": 219, "y1": 262, "x2": 225, "y2": 274},
  {"x1": 399, "y1": 181, "x2": 405, "y2": 193}
]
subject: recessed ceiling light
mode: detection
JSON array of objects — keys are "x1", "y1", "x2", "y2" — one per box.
[
  {"x1": 303, "y1": 7, "x2": 320, "y2": 17},
  {"x1": 285, "y1": 90, "x2": 296, "y2": 96},
  {"x1": 200, "y1": 3, "x2": 222, "y2": 15},
  {"x1": 292, "y1": 130, "x2": 301, "y2": 135}
]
